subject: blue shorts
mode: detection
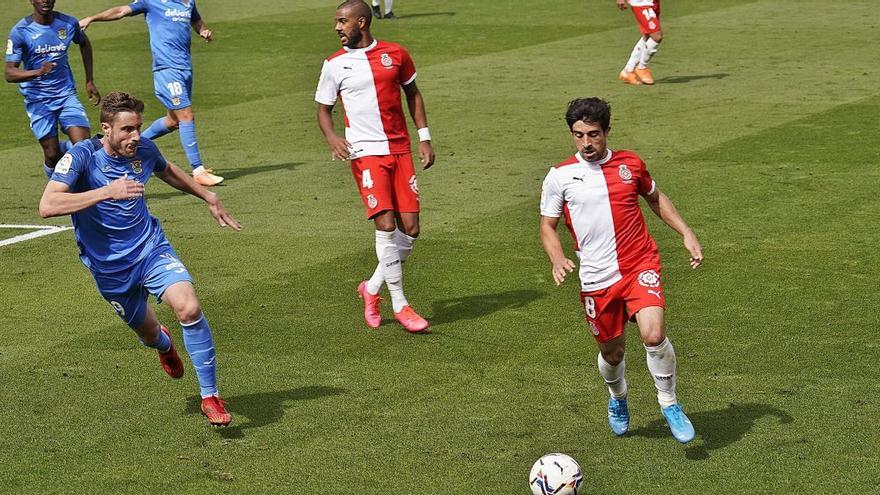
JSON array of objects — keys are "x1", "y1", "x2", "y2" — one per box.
[
  {"x1": 153, "y1": 68, "x2": 193, "y2": 110},
  {"x1": 91, "y1": 241, "x2": 193, "y2": 329},
  {"x1": 25, "y1": 94, "x2": 90, "y2": 140}
]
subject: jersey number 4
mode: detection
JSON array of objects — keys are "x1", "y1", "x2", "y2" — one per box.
[{"x1": 361, "y1": 169, "x2": 374, "y2": 189}]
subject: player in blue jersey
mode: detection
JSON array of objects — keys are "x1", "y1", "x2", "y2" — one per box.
[
  {"x1": 39, "y1": 91, "x2": 241, "y2": 426},
  {"x1": 79, "y1": 0, "x2": 224, "y2": 187},
  {"x1": 5, "y1": 0, "x2": 101, "y2": 178}
]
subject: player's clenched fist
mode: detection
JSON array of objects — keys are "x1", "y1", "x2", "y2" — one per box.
[{"x1": 106, "y1": 173, "x2": 144, "y2": 200}]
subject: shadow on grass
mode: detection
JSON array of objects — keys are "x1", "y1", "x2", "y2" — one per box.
[
  {"x1": 147, "y1": 162, "x2": 302, "y2": 201},
  {"x1": 430, "y1": 289, "x2": 543, "y2": 326},
  {"x1": 186, "y1": 385, "x2": 346, "y2": 438},
  {"x1": 628, "y1": 402, "x2": 793, "y2": 460},
  {"x1": 653, "y1": 73, "x2": 730, "y2": 84}
]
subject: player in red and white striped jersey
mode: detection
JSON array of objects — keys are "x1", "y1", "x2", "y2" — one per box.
[
  {"x1": 315, "y1": 0, "x2": 435, "y2": 333},
  {"x1": 616, "y1": 0, "x2": 663, "y2": 85},
  {"x1": 540, "y1": 97, "x2": 703, "y2": 443}
]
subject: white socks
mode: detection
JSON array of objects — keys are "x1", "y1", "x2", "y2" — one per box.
[
  {"x1": 645, "y1": 337, "x2": 677, "y2": 408},
  {"x1": 638, "y1": 38, "x2": 660, "y2": 69},
  {"x1": 624, "y1": 38, "x2": 646, "y2": 73},
  {"x1": 373, "y1": 230, "x2": 408, "y2": 312},
  {"x1": 367, "y1": 229, "x2": 415, "y2": 296},
  {"x1": 597, "y1": 353, "x2": 628, "y2": 399},
  {"x1": 372, "y1": 0, "x2": 393, "y2": 14}
]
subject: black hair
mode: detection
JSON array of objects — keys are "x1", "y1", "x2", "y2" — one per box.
[{"x1": 565, "y1": 97, "x2": 611, "y2": 131}]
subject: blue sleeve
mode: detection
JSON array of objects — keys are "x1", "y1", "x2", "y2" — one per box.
[
  {"x1": 143, "y1": 139, "x2": 168, "y2": 173},
  {"x1": 128, "y1": 0, "x2": 148, "y2": 15},
  {"x1": 71, "y1": 17, "x2": 86, "y2": 44},
  {"x1": 50, "y1": 148, "x2": 87, "y2": 188},
  {"x1": 5, "y1": 27, "x2": 24, "y2": 64}
]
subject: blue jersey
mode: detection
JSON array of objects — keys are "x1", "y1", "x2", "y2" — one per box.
[
  {"x1": 51, "y1": 137, "x2": 170, "y2": 273},
  {"x1": 5, "y1": 12, "x2": 85, "y2": 101},
  {"x1": 128, "y1": 0, "x2": 201, "y2": 71}
]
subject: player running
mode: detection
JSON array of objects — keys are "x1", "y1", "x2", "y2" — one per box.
[
  {"x1": 540, "y1": 97, "x2": 703, "y2": 443},
  {"x1": 616, "y1": 0, "x2": 663, "y2": 85},
  {"x1": 5, "y1": 0, "x2": 101, "y2": 178},
  {"x1": 315, "y1": 0, "x2": 435, "y2": 333},
  {"x1": 78, "y1": 0, "x2": 224, "y2": 186},
  {"x1": 39, "y1": 91, "x2": 240, "y2": 426}
]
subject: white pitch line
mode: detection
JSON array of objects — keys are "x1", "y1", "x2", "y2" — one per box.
[{"x1": 0, "y1": 225, "x2": 73, "y2": 247}]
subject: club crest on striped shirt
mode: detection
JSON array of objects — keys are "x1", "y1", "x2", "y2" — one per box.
[
  {"x1": 380, "y1": 53, "x2": 393, "y2": 67},
  {"x1": 618, "y1": 164, "x2": 633, "y2": 182}
]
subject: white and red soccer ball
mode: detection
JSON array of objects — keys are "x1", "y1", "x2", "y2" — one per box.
[{"x1": 529, "y1": 453, "x2": 584, "y2": 495}]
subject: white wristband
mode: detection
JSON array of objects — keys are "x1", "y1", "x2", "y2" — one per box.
[{"x1": 417, "y1": 127, "x2": 432, "y2": 142}]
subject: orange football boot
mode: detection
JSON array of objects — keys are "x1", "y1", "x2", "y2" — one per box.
[
  {"x1": 357, "y1": 281, "x2": 382, "y2": 328},
  {"x1": 158, "y1": 325, "x2": 184, "y2": 379},
  {"x1": 634, "y1": 67, "x2": 655, "y2": 85},
  {"x1": 618, "y1": 70, "x2": 642, "y2": 85},
  {"x1": 192, "y1": 167, "x2": 224, "y2": 186},
  {"x1": 394, "y1": 305, "x2": 429, "y2": 333},
  {"x1": 201, "y1": 396, "x2": 232, "y2": 427}
]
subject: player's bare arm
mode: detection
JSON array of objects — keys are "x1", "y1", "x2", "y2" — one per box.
[
  {"x1": 643, "y1": 188, "x2": 703, "y2": 269},
  {"x1": 154, "y1": 162, "x2": 242, "y2": 230},
  {"x1": 79, "y1": 5, "x2": 134, "y2": 30},
  {"x1": 77, "y1": 34, "x2": 101, "y2": 105},
  {"x1": 540, "y1": 215, "x2": 577, "y2": 285},
  {"x1": 402, "y1": 81, "x2": 435, "y2": 169},
  {"x1": 191, "y1": 18, "x2": 213, "y2": 42},
  {"x1": 39, "y1": 174, "x2": 143, "y2": 218},
  {"x1": 4, "y1": 60, "x2": 55, "y2": 83},
  {"x1": 317, "y1": 103, "x2": 352, "y2": 160}
]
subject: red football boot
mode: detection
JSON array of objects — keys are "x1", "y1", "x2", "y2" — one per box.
[
  {"x1": 357, "y1": 280, "x2": 383, "y2": 328},
  {"x1": 201, "y1": 395, "x2": 232, "y2": 427},
  {"x1": 158, "y1": 325, "x2": 184, "y2": 379},
  {"x1": 394, "y1": 305, "x2": 430, "y2": 333}
]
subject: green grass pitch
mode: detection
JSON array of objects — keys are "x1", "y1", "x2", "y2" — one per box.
[{"x1": 1, "y1": 0, "x2": 878, "y2": 492}]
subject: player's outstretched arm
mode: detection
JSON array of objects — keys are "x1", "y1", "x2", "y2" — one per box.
[
  {"x1": 77, "y1": 34, "x2": 101, "y2": 105},
  {"x1": 154, "y1": 161, "x2": 242, "y2": 230},
  {"x1": 39, "y1": 175, "x2": 143, "y2": 218},
  {"x1": 79, "y1": 5, "x2": 133, "y2": 31},
  {"x1": 317, "y1": 104, "x2": 352, "y2": 160},
  {"x1": 5, "y1": 61, "x2": 55, "y2": 83},
  {"x1": 403, "y1": 82, "x2": 435, "y2": 169},
  {"x1": 191, "y1": 17, "x2": 213, "y2": 42},
  {"x1": 540, "y1": 215, "x2": 577, "y2": 285},
  {"x1": 643, "y1": 189, "x2": 704, "y2": 269}
]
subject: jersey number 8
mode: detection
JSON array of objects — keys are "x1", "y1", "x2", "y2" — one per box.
[{"x1": 584, "y1": 296, "x2": 596, "y2": 318}]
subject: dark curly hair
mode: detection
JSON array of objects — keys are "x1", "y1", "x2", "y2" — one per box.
[
  {"x1": 100, "y1": 91, "x2": 145, "y2": 124},
  {"x1": 565, "y1": 97, "x2": 611, "y2": 131}
]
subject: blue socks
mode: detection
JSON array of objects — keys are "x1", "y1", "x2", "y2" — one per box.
[
  {"x1": 181, "y1": 313, "x2": 218, "y2": 398},
  {"x1": 178, "y1": 120, "x2": 203, "y2": 169},
  {"x1": 142, "y1": 117, "x2": 173, "y2": 140},
  {"x1": 141, "y1": 326, "x2": 172, "y2": 353}
]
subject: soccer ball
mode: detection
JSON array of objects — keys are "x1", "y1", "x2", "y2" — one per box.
[{"x1": 528, "y1": 453, "x2": 584, "y2": 495}]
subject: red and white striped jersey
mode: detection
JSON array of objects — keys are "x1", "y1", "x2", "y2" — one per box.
[
  {"x1": 315, "y1": 40, "x2": 417, "y2": 158},
  {"x1": 541, "y1": 149, "x2": 661, "y2": 291},
  {"x1": 627, "y1": 0, "x2": 658, "y2": 7}
]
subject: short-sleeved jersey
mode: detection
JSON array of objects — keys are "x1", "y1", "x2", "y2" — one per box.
[
  {"x1": 315, "y1": 40, "x2": 417, "y2": 158},
  {"x1": 5, "y1": 13, "x2": 85, "y2": 100},
  {"x1": 128, "y1": 0, "x2": 201, "y2": 71},
  {"x1": 627, "y1": 0, "x2": 658, "y2": 7},
  {"x1": 50, "y1": 137, "x2": 170, "y2": 273},
  {"x1": 541, "y1": 149, "x2": 660, "y2": 291}
]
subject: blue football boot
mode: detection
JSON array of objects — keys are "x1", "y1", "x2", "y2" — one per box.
[
  {"x1": 661, "y1": 403, "x2": 695, "y2": 443},
  {"x1": 607, "y1": 396, "x2": 630, "y2": 436}
]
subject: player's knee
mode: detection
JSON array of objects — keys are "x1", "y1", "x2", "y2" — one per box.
[
  {"x1": 602, "y1": 347, "x2": 625, "y2": 366},
  {"x1": 642, "y1": 327, "x2": 666, "y2": 347},
  {"x1": 175, "y1": 300, "x2": 202, "y2": 324},
  {"x1": 651, "y1": 32, "x2": 663, "y2": 43},
  {"x1": 402, "y1": 224, "x2": 419, "y2": 238}
]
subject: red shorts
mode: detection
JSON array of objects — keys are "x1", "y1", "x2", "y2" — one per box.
[
  {"x1": 631, "y1": 1, "x2": 662, "y2": 35},
  {"x1": 351, "y1": 153, "x2": 421, "y2": 219},
  {"x1": 579, "y1": 266, "x2": 665, "y2": 343}
]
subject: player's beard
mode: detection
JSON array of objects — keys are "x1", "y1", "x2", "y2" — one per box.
[{"x1": 342, "y1": 29, "x2": 362, "y2": 48}]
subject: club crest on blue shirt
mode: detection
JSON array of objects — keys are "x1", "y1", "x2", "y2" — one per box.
[
  {"x1": 130, "y1": 160, "x2": 143, "y2": 174},
  {"x1": 172, "y1": 97, "x2": 181, "y2": 106},
  {"x1": 381, "y1": 53, "x2": 393, "y2": 68},
  {"x1": 618, "y1": 164, "x2": 633, "y2": 183},
  {"x1": 5, "y1": 39, "x2": 12, "y2": 55},
  {"x1": 57, "y1": 28, "x2": 67, "y2": 40}
]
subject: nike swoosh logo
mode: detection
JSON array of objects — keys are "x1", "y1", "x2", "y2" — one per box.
[
  {"x1": 186, "y1": 141, "x2": 197, "y2": 147},
  {"x1": 31, "y1": 34, "x2": 41, "y2": 39},
  {"x1": 203, "y1": 357, "x2": 216, "y2": 366}
]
